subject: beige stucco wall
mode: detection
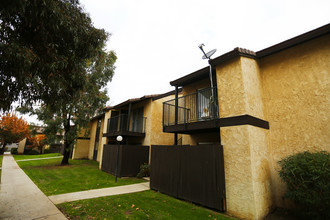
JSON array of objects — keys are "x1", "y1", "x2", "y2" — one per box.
[
  {"x1": 86, "y1": 117, "x2": 105, "y2": 162},
  {"x1": 72, "y1": 139, "x2": 90, "y2": 159},
  {"x1": 70, "y1": 115, "x2": 106, "y2": 164},
  {"x1": 99, "y1": 110, "x2": 111, "y2": 169},
  {"x1": 71, "y1": 126, "x2": 91, "y2": 159},
  {"x1": 182, "y1": 77, "x2": 212, "y2": 96},
  {"x1": 216, "y1": 57, "x2": 261, "y2": 117},
  {"x1": 149, "y1": 95, "x2": 179, "y2": 162},
  {"x1": 150, "y1": 96, "x2": 177, "y2": 146},
  {"x1": 212, "y1": 34, "x2": 329, "y2": 219},
  {"x1": 220, "y1": 126, "x2": 258, "y2": 219},
  {"x1": 17, "y1": 138, "x2": 27, "y2": 154},
  {"x1": 132, "y1": 99, "x2": 152, "y2": 147},
  {"x1": 260, "y1": 34, "x2": 330, "y2": 207},
  {"x1": 88, "y1": 120, "x2": 97, "y2": 160},
  {"x1": 216, "y1": 56, "x2": 272, "y2": 219}
]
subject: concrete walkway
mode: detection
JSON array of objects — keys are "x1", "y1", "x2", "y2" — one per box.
[
  {"x1": 0, "y1": 153, "x2": 67, "y2": 220},
  {"x1": 49, "y1": 182, "x2": 150, "y2": 204},
  {"x1": 16, "y1": 156, "x2": 63, "y2": 162}
]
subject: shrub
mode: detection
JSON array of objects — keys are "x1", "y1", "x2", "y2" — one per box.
[
  {"x1": 11, "y1": 148, "x2": 18, "y2": 154},
  {"x1": 25, "y1": 149, "x2": 40, "y2": 155},
  {"x1": 278, "y1": 151, "x2": 330, "y2": 219},
  {"x1": 137, "y1": 163, "x2": 150, "y2": 178}
]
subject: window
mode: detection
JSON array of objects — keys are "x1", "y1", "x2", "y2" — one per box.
[
  {"x1": 130, "y1": 107, "x2": 144, "y2": 132},
  {"x1": 197, "y1": 87, "x2": 218, "y2": 120}
]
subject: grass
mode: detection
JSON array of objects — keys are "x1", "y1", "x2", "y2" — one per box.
[
  {"x1": 16, "y1": 157, "x2": 145, "y2": 196},
  {"x1": 14, "y1": 154, "x2": 234, "y2": 219},
  {"x1": 58, "y1": 190, "x2": 235, "y2": 220},
  {"x1": 13, "y1": 153, "x2": 62, "y2": 160}
]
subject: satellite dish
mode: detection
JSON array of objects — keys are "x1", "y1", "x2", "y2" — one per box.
[{"x1": 202, "y1": 49, "x2": 217, "y2": 59}]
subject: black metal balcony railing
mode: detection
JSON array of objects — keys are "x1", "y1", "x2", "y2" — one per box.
[
  {"x1": 107, "y1": 114, "x2": 146, "y2": 134},
  {"x1": 163, "y1": 87, "x2": 219, "y2": 126}
]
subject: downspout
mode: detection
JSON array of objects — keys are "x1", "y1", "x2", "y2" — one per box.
[
  {"x1": 174, "y1": 86, "x2": 178, "y2": 145},
  {"x1": 208, "y1": 60, "x2": 215, "y2": 103}
]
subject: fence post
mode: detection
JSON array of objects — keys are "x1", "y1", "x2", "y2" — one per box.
[
  {"x1": 174, "y1": 86, "x2": 179, "y2": 145},
  {"x1": 127, "y1": 103, "x2": 132, "y2": 131}
]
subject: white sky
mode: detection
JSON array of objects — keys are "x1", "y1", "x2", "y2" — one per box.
[
  {"x1": 21, "y1": 0, "x2": 330, "y2": 124},
  {"x1": 79, "y1": 0, "x2": 330, "y2": 107}
]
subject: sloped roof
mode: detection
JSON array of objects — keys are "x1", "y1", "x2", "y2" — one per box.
[
  {"x1": 91, "y1": 113, "x2": 105, "y2": 121},
  {"x1": 104, "y1": 89, "x2": 179, "y2": 110}
]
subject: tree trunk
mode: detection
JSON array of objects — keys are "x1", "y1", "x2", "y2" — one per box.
[
  {"x1": 61, "y1": 143, "x2": 71, "y2": 165},
  {"x1": 61, "y1": 114, "x2": 72, "y2": 165},
  {"x1": 0, "y1": 142, "x2": 7, "y2": 155}
]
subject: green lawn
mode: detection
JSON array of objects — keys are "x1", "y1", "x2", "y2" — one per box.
[
  {"x1": 58, "y1": 190, "x2": 235, "y2": 220},
  {"x1": 17, "y1": 157, "x2": 145, "y2": 196},
  {"x1": 13, "y1": 153, "x2": 62, "y2": 160}
]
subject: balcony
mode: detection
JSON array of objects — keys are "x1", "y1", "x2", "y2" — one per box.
[
  {"x1": 163, "y1": 87, "x2": 220, "y2": 134},
  {"x1": 104, "y1": 114, "x2": 146, "y2": 137}
]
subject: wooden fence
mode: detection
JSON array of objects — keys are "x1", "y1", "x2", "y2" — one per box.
[
  {"x1": 101, "y1": 144, "x2": 149, "y2": 177},
  {"x1": 150, "y1": 144, "x2": 226, "y2": 211}
]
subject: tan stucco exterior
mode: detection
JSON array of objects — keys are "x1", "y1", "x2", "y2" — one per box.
[
  {"x1": 148, "y1": 96, "x2": 177, "y2": 146},
  {"x1": 17, "y1": 138, "x2": 27, "y2": 154},
  {"x1": 216, "y1": 56, "x2": 272, "y2": 219},
  {"x1": 99, "y1": 110, "x2": 111, "y2": 169},
  {"x1": 72, "y1": 126, "x2": 91, "y2": 159},
  {"x1": 259, "y1": 34, "x2": 330, "y2": 208},
  {"x1": 178, "y1": 30, "x2": 330, "y2": 219},
  {"x1": 182, "y1": 78, "x2": 213, "y2": 96},
  {"x1": 72, "y1": 115, "x2": 105, "y2": 163},
  {"x1": 87, "y1": 117, "x2": 105, "y2": 162},
  {"x1": 72, "y1": 139, "x2": 90, "y2": 159}
]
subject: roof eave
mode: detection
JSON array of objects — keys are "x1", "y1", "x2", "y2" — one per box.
[
  {"x1": 210, "y1": 47, "x2": 256, "y2": 67},
  {"x1": 170, "y1": 66, "x2": 210, "y2": 87},
  {"x1": 256, "y1": 23, "x2": 330, "y2": 58}
]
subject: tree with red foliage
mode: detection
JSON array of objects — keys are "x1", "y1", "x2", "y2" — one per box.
[{"x1": 0, "y1": 112, "x2": 30, "y2": 154}]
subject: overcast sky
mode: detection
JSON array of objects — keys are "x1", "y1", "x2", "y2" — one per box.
[
  {"x1": 22, "y1": 0, "x2": 330, "y2": 124},
  {"x1": 79, "y1": 0, "x2": 329, "y2": 107}
]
